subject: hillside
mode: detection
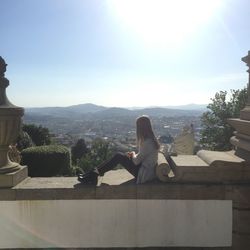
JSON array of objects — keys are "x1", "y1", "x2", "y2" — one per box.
[
  {"x1": 25, "y1": 103, "x2": 204, "y2": 118},
  {"x1": 24, "y1": 103, "x2": 203, "y2": 138}
]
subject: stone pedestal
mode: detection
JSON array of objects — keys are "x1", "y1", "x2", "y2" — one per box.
[{"x1": 0, "y1": 165, "x2": 28, "y2": 188}]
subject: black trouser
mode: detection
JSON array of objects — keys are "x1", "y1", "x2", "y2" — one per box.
[{"x1": 97, "y1": 152, "x2": 140, "y2": 178}]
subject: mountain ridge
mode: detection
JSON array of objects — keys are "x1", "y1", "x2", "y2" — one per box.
[
  {"x1": 25, "y1": 103, "x2": 206, "y2": 118},
  {"x1": 26, "y1": 103, "x2": 207, "y2": 112}
]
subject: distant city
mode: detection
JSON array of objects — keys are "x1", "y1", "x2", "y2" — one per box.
[{"x1": 24, "y1": 103, "x2": 206, "y2": 150}]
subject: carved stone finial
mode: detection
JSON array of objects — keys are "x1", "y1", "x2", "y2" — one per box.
[{"x1": 0, "y1": 56, "x2": 7, "y2": 78}]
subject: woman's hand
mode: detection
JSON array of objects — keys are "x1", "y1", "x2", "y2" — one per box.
[{"x1": 127, "y1": 151, "x2": 135, "y2": 159}]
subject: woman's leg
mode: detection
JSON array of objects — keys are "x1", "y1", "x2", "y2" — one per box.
[{"x1": 97, "y1": 152, "x2": 140, "y2": 178}]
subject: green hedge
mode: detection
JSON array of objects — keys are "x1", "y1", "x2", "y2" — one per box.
[{"x1": 21, "y1": 145, "x2": 71, "y2": 177}]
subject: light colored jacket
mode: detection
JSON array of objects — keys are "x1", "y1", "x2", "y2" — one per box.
[{"x1": 132, "y1": 138, "x2": 158, "y2": 184}]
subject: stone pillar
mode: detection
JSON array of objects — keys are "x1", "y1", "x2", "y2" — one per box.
[
  {"x1": 0, "y1": 57, "x2": 27, "y2": 187},
  {"x1": 228, "y1": 51, "x2": 250, "y2": 162}
]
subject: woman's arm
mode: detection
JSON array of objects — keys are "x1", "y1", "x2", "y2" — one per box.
[{"x1": 132, "y1": 140, "x2": 152, "y2": 165}]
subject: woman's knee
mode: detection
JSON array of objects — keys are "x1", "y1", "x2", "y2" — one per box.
[{"x1": 113, "y1": 152, "x2": 126, "y2": 160}]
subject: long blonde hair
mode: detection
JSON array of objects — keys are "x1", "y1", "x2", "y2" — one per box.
[{"x1": 136, "y1": 115, "x2": 160, "y2": 149}]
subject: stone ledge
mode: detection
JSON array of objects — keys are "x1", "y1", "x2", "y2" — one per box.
[
  {"x1": 0, "y1": 169, "x2": 248, "y2": 201},
  {"x1": 0, "y1": 169, "x2": 250, "y2": 201},
  {"x1": 3, "y1": 177, "x2": 231, "y2": 201}
]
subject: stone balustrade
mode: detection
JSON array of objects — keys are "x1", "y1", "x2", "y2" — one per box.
[{"x1": 0, "y1": 170, "x2": 249, "y2": 249}]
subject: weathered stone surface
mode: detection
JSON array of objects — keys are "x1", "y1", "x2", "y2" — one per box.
[
  {"x1": 96, "y1": 185, "x2": 137, "y2": 199},
  {"x1": 233, "y1": 208, "x2": 250, "y2": 234},
  {"x1": 0, "y1": 188, "x2": 15, "y2": 200},
  {"x1": 0, "y1": 165, "x2": 28, "y2": 188},
  {"x1": 197, "y1": 150, "x2": 245, "y2": 167},
  {"x1": 236, "y1": 132, "x2": 250, "y2": 141},
  {"x1": 0, "y1": 170, "x2": 246, "y2": 201},
  {"x1": 172, "y1": 125, "x2": 195, "y2": 155},
  {"x1": 235, "y1": 148, "x2": 250, "y2": 162},
  {"x1": 171, "y1": 155, "x2": 209, "y2": 167},
  {"x1": 230, "y1": 136, "x2": 250, "y2": 153},
  {"x1": 42, "y1": 248, "x2": 230, "y2": 250},
  {"x1": 136, "y1": 183, "x2": 227, "y2": 200},
  {"x1": 14, "y1": 176, "x2": 88, "y2": 189},
  {"x1": 228, "y1": 118, "x2": 250, "y2": 136},
  {"x1": 0, "y1": 170, "x2": 249, "y2": 249},
  {"x1": 156, "y1": 152, "x2": 174, "y2": 181},
  {"x1": 0, "y1": 199, "x2": 232, "y2": 248},
  {"x1": 99, "y1": 169, "x2": 135, "y2": 185},
  {"x1": 13, "y1": 177, "x2": 96, "y2": 200},
  {"x1": 230, "y1": 185, "x2": 250, "y2": 209},
  {"x1": 96, "y1": 170, "x2": 136, "y2": 199},
  {"x1": 232, "y1": 233, "x2": 250, "y2": 250},
  {"x1": 241, "y1": 106, "x2": 250, "y2": 121},
  {"x1": 170, "y1": 154, "x2": 250, "y2": 183},
  {"x1": 0, "y1": 170, "x2": 233, "y2": 201}
]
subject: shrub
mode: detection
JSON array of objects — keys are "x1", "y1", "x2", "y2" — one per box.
[{"x1": 21, "y1": 145, "x2": 71, "y2": 177}]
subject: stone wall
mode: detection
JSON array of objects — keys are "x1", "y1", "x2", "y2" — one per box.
[{"x1": 0, "y1": 174, "x2": 249, "y2": 249}]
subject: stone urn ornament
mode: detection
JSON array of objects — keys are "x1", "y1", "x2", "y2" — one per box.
[{"x1": 0, "y1": 56, "x2": 24, "y2": 174}]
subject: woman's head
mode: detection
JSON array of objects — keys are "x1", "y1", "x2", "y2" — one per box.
[{"x1": 136, "y1": 115, "x2": 159, "y2": 149}]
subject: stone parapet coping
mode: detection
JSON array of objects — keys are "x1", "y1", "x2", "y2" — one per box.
[{"x1": 0, "y1": 169, "x2": 249, "y2": 203}]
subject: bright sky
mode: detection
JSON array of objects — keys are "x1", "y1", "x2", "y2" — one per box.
[{"x1": 1, "y1": 0, "x2": 250, "y2": 107}]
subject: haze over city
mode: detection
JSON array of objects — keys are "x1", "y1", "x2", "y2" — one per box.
[{"x1": 1, "y1": 0, "x2": 249, "y2": 108}]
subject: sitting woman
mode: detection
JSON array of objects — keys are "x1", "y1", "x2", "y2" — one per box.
[{"x1": 78, "y1": 115, "x2": 160, "y2": 185}]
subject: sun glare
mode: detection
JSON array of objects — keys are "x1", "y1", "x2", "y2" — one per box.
[{"x1": 108, "y1": 0, "x2": 222, "y2": 49}]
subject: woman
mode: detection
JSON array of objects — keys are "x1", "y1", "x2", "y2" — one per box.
[{"x1": 78, "y1": 115, "x2": 160, "y2": 185}]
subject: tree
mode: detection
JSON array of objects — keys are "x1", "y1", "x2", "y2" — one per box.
[
  {"x1": 16, "y1": 131, "x2": 34, "y2": 151},
  {"x1": 78, "y1": 138, "x2": 114, "y2": 173},
  {"x1": 22, "y1": 124, "x2": 51, "y2": 146},
  {"x1": 200, "y1": 87, "x2": 248, "y2": 151},
  {"x1": 71, "y1": 138, "x2": 88, "y2": 165}
]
